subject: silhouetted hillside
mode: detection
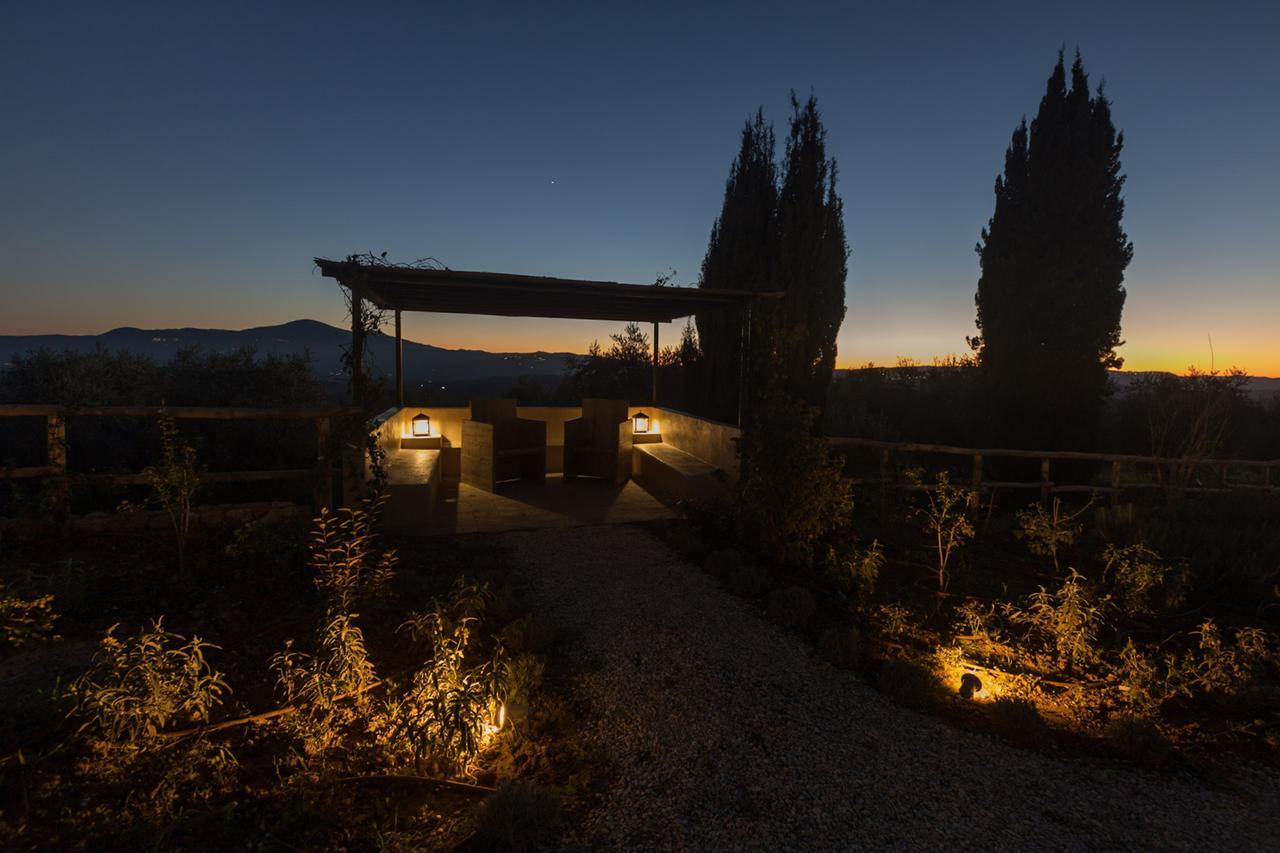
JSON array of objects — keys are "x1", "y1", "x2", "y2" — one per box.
[{"x1": 0, "y1": 319, "x2": 576, "y2": 386}]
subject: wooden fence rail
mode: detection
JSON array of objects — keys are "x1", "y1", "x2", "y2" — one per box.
[
  {"x1": 0, "y1": 405, "x2": 363, "y2": 516},
  {"x1": 827, "y1": 436, "x2": 1278, "y2": 506}
]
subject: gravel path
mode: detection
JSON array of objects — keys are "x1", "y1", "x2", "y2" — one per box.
[{"x1": 497, "y1": 524, "x2": 1280, "y2": 852}]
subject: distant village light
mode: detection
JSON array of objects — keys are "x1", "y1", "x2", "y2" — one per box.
[
  {"x1": 411, "y1": 412, "x2": 431, "y2": 437},
  {"x1": 633, "y1": 411, "x2": 650, "y2": 434}
]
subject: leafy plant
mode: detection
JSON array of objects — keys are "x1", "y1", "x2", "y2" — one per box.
[
  {"x1": 906, "y1": 469, "x2": 975, "y2": 591},
  {"x1": 1184, "y1": 620, "x2": 1274, "y2": 697},
  {"x1": 875, "y1": 603, "x2": 914, "y2": 639},
  {"x1": 144, "y1": 410, "x2": 201, "y2": 575},
  {"x1": 309, "y1": 494, "x2": 398, "y2": 611},
  {"x1": 0, "y1": 578, "x2": 58, "y2": 651},
  {"x1": 824, "y1": 539, "x2": 884, "y2": 602},
  {"x1": 1102, "y1": 543, "x2": 1186, "y2": 616},
  {"x1": 385, "y1": 579, "x2": 509, "y2": 777},
  {"x1": 1015, "y1": 498, "x2": 1088, "y2": 571},
  {"x1": 70, "y1": 618, "x2": 230, "y2": 746},
  {"x1": 1015, "y1": 569, "x2": 1105, "y2": 671}
]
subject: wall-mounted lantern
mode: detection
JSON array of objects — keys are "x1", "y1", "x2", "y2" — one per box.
[
  {"x1": 411, "y1": 412, "x2": 432, "y2": 437},
  {"x1": 632, "y1": 411, "x2": 650, "y2": 434}
]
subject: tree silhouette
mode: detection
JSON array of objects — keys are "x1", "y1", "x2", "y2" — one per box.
[
  {"x1": 971, "y1": 51, "x2": 1132, "y2": 449},
  {"x1": 772, "y1": 92, "x2": 849, "y2": 411},
  {"x1": 697, "y1": 110, "x2": 777, "y2": 422}
]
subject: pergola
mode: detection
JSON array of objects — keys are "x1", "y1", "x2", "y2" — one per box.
[{"x1": 315, "y1": 258, "x2": 779, "y2": 424}]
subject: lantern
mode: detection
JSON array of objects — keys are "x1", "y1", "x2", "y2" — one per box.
[
  {"x1": 411, "y1": 412, "x2": 431, "y2": 437},
  {"x1": 632, "y1": 411, "x2": 650, "y2": 434}
]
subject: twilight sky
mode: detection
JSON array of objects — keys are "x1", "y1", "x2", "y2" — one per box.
[{"x1": 2, "y1": 1, "x2": 1277, "y2": 375}]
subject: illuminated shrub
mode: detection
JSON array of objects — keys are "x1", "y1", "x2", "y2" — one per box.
[
  {"x1": 1015, "y1": 569, "x2": 1104, "y2": 672},
  {"x1": 309, "y1": 495, "x2": 398, "y2": 612},
  {"x1": 906, "y1": 469, "x2": 974, "y2": 592},
  {"x1": 1184, "y1": 620, "x2": 1274, "y2": 697},
  {"x1": 1102, "y1": 543, "x2": 1186, "y2": 616},
  {"x1": 0, "y1": 579, "x2": 58, "y2": 651},
  {"x1": 70, "y1": 618, "x2": 230, "y2": 745},
  {"x1": 1015, "y1": 498, "x2": 1085, "y2": 571}
]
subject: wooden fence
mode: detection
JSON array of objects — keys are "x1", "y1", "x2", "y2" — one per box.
[
  {"x1": 0, "y1": 404, "x2": 363, "y2": 516},
  {"x1": 827, "y1": 436, "x2": 1278, "y2": 506}
]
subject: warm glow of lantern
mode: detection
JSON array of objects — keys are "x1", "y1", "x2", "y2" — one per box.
[
  {"x1": 411, "y1": 412, "x2": 431, "y2": 436},
  {"x1": 633, "y1": 411, "x2": 650, "y2": 433}
]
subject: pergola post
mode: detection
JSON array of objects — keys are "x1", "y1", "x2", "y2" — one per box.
[
  {"x1": 394, "y1": 309, "x2": 404, "y2": 407},
  {"x1": 349, "y1": 286, "x2": 366, "y2": 408},
  {"x1": 651, "y1": 321, "x2": 659, "y2": 406}
]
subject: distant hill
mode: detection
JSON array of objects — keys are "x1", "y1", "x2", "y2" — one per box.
[
  {"x1": 836, "y1": 364, "x2": 1280, "y2": 400},
  {"x1": 0, "y1": 319, "x2": 578, "y2": 386}
]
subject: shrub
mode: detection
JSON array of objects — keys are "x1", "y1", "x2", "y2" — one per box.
[
  {"x1": 1015, "y1": 569, "x2": 1104, "y2": 672},
  {"x1": 874, "y1": 603, "x2": 914, "y2": 639},
  {"x1": 143, "y1": 410, "x2": 201, "y2": 576},
  {"x1": 1015, "y1": 498, "x2": 1087, "y2": 571},
  {"x1": 768, "y1": 586, "x2": 816, "y2": 631},
  {"x1": 1105, "y1": 716, "x2": 1172, "y2": 767},
  {"x1": 906, "y1": 469, "x2": 974, "y2": 591},
  {"x1": 309, "y1": 495, "x2": 398, "y2": 611},
  {"x1": 735, "y1": 393, "x2": 855, "y2": 569},
  {"x1": 989, "y1": 697, "x2": 1048, "y2": 739},
  {"x1": 818, "y1": 624, "x2": 863, "y2": 670},
  {"x1": 954, "y1": 599, "x2": 1000, "y2": 642},
  {"x1": 501, "y1": 653, "x2": 546, "y2": 705},
  {"x1": 385, "y1": 580, "x2": 508, "y2": 777},
  {"x1": 875, "y1": 659, "x2": 937, "y2": 710},
  {"x1": 70, "y1": 618, "x2": 231, "y2": 745},
  {"x1": 1184, "y1": 620, "x2": 1274, "y2": 697},
  {"x1": 1113, "y1": 639, "x2": 1167, "y2": 715},
  {"x1": 1102, "y1": 543, "x2": 1186, "y2": 616},
  {"x1": 271, "y1": 610, "x2": 378, "y2": 713},
  {"x1": 472, "y1": 782, "x2": 562, "y2": 852},
  {"x1": 823, "y1": 539, "x2": 884, "y2": 603},
  {"x1": 0, "y1": 579, "x2": 58, "y2": 652}
]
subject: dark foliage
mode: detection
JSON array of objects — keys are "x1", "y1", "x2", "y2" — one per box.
[
  {"x1": 696, "y1": 110, "x2": 777, "y2": 423},
  {"x1": 971, "y1": 52, "x2": 1132, "y2": 450},
  {"x1": 771, "y1": 93, "x2": 849, "y2": 412}
]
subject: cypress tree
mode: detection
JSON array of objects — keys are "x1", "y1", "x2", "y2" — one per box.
[
  {"x1": 772, "y1": 93, "x2": 849, "y2": 411},
  {"x1": 697, "y1": 110, "x2": 777, "y2": 423},
  {"x1": 972, "y1": 52, "x2": 1132, "y2": 449}
]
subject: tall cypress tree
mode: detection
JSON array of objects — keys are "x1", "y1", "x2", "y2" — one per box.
[
  {"x1": 697, "y1": 110, "x2": 777, "y2": 423},
  {"x1": 772, "y1": 93, "x2": 849, "y2": 411},
  {"x1": 972, "y1": 52, "x2": 1132, "y2": 449}
]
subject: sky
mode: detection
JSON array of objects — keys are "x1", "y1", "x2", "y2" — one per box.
[{"x1": 1, "y1": 1, "x2": 1277, "y2": 375}]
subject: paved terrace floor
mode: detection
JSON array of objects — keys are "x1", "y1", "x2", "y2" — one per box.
[{"x1": 422, "y1": 475, "x2": 674, "y2": 535}]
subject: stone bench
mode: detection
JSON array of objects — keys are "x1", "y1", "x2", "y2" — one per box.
[
  {"x1": 383, "y1": 449, "x2": 441, "y2": 529},
  {"x1": 633, "y1": 443, "x2": 728, "y2": 502}
]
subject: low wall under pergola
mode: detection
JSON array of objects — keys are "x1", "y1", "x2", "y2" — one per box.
[{"x1": 315, "y1": 257, "x2": 779, "y2": 425}]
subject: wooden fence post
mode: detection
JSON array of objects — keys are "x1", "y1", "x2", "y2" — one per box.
[
  {"x1": 1110, "y1": 460, "x2": 1122, "y2": 507},
  {"x1": 46, "y1": 413, "x2": 68, "y2": 520},
  {"x1": 313, "y1": 416, "x2": 332, "y2": 514},
  {"x1": 1040, "y1": 457, "x2": 1051, "y2": 508},
  {"x1": 969, "y1": 453, "x2": 983, "y2": 518}
]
